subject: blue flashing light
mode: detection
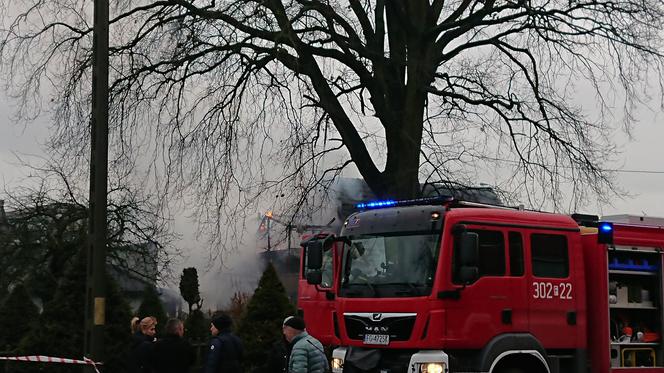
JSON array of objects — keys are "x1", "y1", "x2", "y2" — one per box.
[
  {"x1": 356, "y1": 200, "x2": 397, "y2": 209},
  {"x1": 600, "y1": 222, "x2": 613, "y2": 233},
  {"x1": 598, "y1": 221, "x2": 614, "y2": 244},
  {"x1": 355, "y1": 196, "x2": 453, "y2": 210}
]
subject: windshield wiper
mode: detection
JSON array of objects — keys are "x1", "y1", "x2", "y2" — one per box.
[
  {"x1": 382, "y1": 282, "x2": 421, "y2": 296},
  {"x1": 404, "y1": 282, "x2": 419, "y2": 296},
  {"x1": 343, "y1": 281, "x2": 378, "y2": 297},
  {"x1": 362, "y1": 281, "x2": 377, "y2": 297}
]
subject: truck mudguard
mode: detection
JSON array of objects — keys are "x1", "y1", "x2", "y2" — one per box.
[{"x1": 478, "y1": 333, "x2": 548, "y2": 372}]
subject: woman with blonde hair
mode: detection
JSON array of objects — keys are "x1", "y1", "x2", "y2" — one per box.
[
  {"x1": 128, "y1": 316, "x2": 157, "y2": 373},
  {"x1": 131, "y1": 316, "x2": 158, "y2": 337}
]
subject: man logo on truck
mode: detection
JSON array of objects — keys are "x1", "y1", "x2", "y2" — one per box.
[{"x1": 364, "y1": 326, "x2": 389, "y2": 333}]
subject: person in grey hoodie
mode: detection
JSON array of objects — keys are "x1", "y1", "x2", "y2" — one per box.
[{"x1": 282, "y1": 316, "x2": 328, "y2": 373}]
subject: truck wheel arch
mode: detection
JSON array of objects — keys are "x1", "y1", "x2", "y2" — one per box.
[
  {"x1": 488, "y1": 350, "x2": 549, "y2": 373},
  {"x1": 479, "y1": 333, "x2": 549, "y2": 373}
]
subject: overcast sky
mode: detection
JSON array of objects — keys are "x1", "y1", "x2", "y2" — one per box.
[
  {"x1": 2, "y1": 92, "x2": 663, "y2": 215},
  {"x1": 1, "y1": 89, "x2": 663, "y2": 306},
  {"x1": 599, "y1": 114, "x2": 664, "y2": 218}
]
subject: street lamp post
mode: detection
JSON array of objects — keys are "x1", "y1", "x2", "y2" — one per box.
[{"x1": 84, "y1": 0, "x2": 109, "y2": 369}]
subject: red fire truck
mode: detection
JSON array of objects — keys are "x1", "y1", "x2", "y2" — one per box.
[{"x1": 298, "y1": 197, "x2": 664, "y2": 373}]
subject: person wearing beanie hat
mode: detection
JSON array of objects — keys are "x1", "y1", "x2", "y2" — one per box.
[
  {"x1": 283, "y1": 316, "x2": 306, "y2": 331},
  {"x1": 211, "y1": 314, "x2": 233, "y2": 331},
  {"x1": 282, "y1": 315, "x2": 329, "y2": 373},
  {"x1": 203, "y1": 313, "x2": 244, "y2": 373}
]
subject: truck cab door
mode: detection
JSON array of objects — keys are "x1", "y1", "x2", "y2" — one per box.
[
  {"x1": 444, "y1": 225, "x2": 528, "y2": 347},
  {"x1": 527, "y1": 232, "x2": 579, "y2": 348},
  {"x1": 297, "y1": 239, "x2": 340, "y2": 345}
]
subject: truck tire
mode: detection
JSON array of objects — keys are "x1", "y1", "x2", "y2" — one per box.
[{"x1": 497, "y1": 368, "x2": 526, "y2": 373}]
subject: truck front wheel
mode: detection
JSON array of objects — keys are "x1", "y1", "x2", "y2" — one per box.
[
  {"x1": 498, "y1": 368, "x2": 526, "y2": 373},
  {"x1": 492, "y1": 352, "x2": 548, "y2": 373}
]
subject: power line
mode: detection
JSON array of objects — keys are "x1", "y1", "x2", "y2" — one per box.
[
  {"x1": 477, "y1": 156, "x2": 664, "y2": 175},
  {"x1": 607, "y1": 169, "x2": 664, "y2": 174}
]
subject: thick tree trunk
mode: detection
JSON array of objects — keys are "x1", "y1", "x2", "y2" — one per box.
[
  {"x1": 288, "y1": 0, "x2": 436, "y2": 200},
  {"x1": 376, "y1": 2, "x2": 435, "y2": 200},
  {"x1": 382, "y1": 110, "x2": 424, "y2": 200}
]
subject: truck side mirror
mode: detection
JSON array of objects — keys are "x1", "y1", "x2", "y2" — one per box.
[
  {"x1": 458, "y1": 231, "x2": 479, "y2": 285},
  {"x1": 452, "y1": 223, "x2": 467, "y2": 235},
  {"x1": 459, "y1": 231, "x2": 479, "y2": 266},
  {"x1": 459, "y1": 266, "x2": 479, "y2": 284},
  {"x1": 306, "y1": 270, "x2": 323, "y2": 285},
  {"x1": 306, "y1": 241, "x2": 324, "y2": 270}
]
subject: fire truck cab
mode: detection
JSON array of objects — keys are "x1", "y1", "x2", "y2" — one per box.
[{"x1": 299, "y1": 197, "x2": 664, "y2": 373}]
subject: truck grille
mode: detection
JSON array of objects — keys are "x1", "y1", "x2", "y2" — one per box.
[{"x1": 344, "y1": 313, "x2": 416, "y2": 341}]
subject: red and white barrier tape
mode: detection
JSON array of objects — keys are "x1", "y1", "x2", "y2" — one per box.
[{"x1": 0, "y1": 355, "x2": 101, "y2": 372}]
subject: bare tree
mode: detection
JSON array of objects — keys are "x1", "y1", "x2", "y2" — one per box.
[
  {"x1": 0, "y1": 0, "x2": 662, "y2": 247},
  {"x1": 0, "y1": 159, "x2": 177, "y2": 301}
]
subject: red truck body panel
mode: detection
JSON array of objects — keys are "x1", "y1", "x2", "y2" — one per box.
[
  {"x1": 297, "y1": 235, "x2": 342, "y2": 346},
  {"x1": 435, "y1": 208, "x2": 587, "y2": 350},
  {"x1": 583, "y1": 223, "x2": 664, "y2": 372},
  {"x1": 298, "y1": 204, "x2": 664, "y2": 372}
]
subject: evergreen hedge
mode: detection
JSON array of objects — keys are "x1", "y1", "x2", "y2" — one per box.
[
  {"x1": 137, "y1": 285, "x2": 168, "y2": 335},
  {"x1": 0, "y1": 283, "x2": 39, "y2": 352},
  {"x1": 8, "y1": 250, "x2": 132, "y2": 373},
  {"x1": 237, "y1": 262, "x2": 295, "y2": 373}
]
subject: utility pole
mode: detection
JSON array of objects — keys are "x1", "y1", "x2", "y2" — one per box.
[
  {"x1": 287, "y1": 223, "x2": 292, "y2": 255},
  {"x1": 267, "y1": 217, "x2": 272, "y2": 251},
  {"x1": 84, "y1": 0, "x2": 109, "y2": 369}
]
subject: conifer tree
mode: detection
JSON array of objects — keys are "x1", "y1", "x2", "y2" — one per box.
[
  {"x1": 179, "y1": 267, "x2": 202, "y2": 314},
  {"x1": 11, "y1": 250, "x2": 131, "y2": 373},
  {"x1": 237, "y1": 262, "x2": 295, "y2": 372},
  {"x1": 104, "y1": 278, "x2": 134, "y2": 371},
  {"x1": 0, "y1": 283, "x2": 38, "y2": 352},
  {"x1": 0, "y1": 285, "x2": 8, "y2": 306},
  {"x1": 137, "y1": 285, "x2": 167, "y2": 335},
  {"x1": 185, "y1": 309, "x2": 209, "y2": 342}
]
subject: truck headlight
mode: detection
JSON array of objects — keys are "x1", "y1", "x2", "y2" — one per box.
[
  {"x1": 419, "y1": 362, "x2": 445, "y2": 373},
  {"x1": 332, "y1": 357, "x2": 343, "y2": 370},
  {"x1": 331, "y1": 346, "x2": 347, "y2": 373},
  {"x1": 410, "y1": 350, "x2": 448, "y2": 373}
]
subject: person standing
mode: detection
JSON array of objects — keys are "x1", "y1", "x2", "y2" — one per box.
[
  {"x1": 267, "y1": 334, "x2": 292, "y2": 373},
  {"x1": 151, "y1": 318, "x2": 195, "y2": 373},
  {"x1": 129, "y1": 316, "x2": 157, "y2": 373},
  {"x1": 202, "y1": 314, "x2": 244, "y2": 373},
  {"x1": 282, "y1": 316, "x2": 328, "y2": 373}
]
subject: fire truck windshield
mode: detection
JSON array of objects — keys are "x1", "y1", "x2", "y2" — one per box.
[{"x1": 340, "y1": 232, "x2": 441, "y2": 298}]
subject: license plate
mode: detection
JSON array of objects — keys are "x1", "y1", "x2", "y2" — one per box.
[{"x1": 363, "y1": 334, "x2": 389, "y2": 345}]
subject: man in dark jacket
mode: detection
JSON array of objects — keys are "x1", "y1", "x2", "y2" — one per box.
[
  {"x1": 151, "y1": 318, "x2": 195, "y2": 373},
  {"x1": 202, "y1": 314, "x2": 244, "y2": 373},
  {"x1": 266, "y1": 335, "x2": 292, "y2": 373}
]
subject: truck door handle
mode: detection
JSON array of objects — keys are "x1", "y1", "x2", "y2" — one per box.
[
  {"x1": 567, "y1": 310, "x2": 577, "y2": 325},
  {"x1": 502, "y1": 308, "x2": 512, "y2": 325}
]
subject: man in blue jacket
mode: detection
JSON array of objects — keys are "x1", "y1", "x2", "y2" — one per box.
[
  {"x1": 282, "y1": 316, "x2": 328, "y2": 373},
  {"x1": 203, "y1": 314, "x2": 244, "y2": 373}
]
